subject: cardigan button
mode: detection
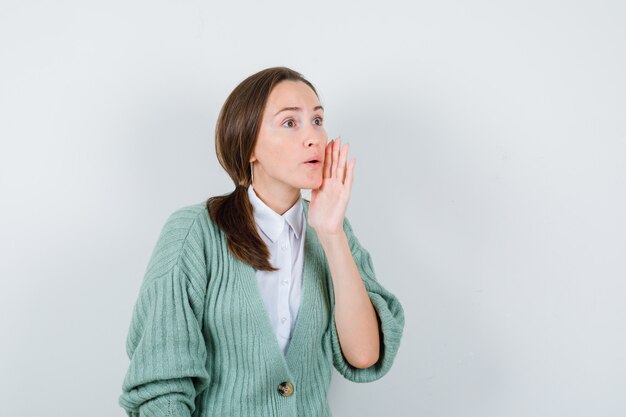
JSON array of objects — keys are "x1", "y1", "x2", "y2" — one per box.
[{"x1": 277, "y1": 381, "x2": 294, "y2": 397}]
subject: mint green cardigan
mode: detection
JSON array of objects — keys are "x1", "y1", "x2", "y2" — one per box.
[{"x1": 119, "y1": 200, "x2": 404, "y2": 417}]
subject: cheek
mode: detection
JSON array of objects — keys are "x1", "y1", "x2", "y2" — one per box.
[
  {"x1": 255, "y1": 129, "x2": 302, "y2": 173},
  {"x1": 272, "y1": 149, "x2": 297, "y2": 173},
  {"x1": 254, "y1": 132, "x2": 280, "y2": 163},
  {"x1": 255, "y1": 141, "x2": 292, "y2": 173}
]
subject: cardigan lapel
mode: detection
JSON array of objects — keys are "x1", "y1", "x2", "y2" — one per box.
[
  {"x1": 237, "y1": 198, "x2": 324, "y2": 370},
  {"x1": 285, "y1": 200, "x2": 327, "y2": 364}
]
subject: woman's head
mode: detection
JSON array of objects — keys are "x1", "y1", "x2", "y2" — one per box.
[
  {"x1": 209, "y1": 66, "x2": 325, "y2": 271},
  {"x1": 215, "y1": 67, "x2": 327, "y2": 194}
]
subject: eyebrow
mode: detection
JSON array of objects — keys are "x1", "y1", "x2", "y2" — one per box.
[{"x1": 274, "y1": 105, "x2": 324, "y2": 116}]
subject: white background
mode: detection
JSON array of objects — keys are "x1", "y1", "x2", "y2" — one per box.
[{"x1": 1, "y1": 1, "x2": 625, "y2": 416}]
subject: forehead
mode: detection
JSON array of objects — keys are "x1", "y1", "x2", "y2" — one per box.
[{"x1": 265, "y1": 80, "x2": 320, "y2": 111}]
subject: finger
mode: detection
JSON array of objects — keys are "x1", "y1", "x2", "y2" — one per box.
[
  {"x1": 345, "y1": 158, "x2": 356, "y2": 191},
  {"x1": 323, "y1": 140, "x2": 333, "y2": 179},
  {"x1": 331, "y1": 137, "x2": 341, "y2": 178},
  {"x1": 338, "y1": 142, "x2": 348, "y2": 184}
]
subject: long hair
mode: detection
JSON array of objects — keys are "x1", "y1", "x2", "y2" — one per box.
[{"x1": 207, "y1": 67, "x2": 319, "y2": 271}]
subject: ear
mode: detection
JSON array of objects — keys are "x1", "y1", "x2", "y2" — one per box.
[{"x1": 249, "y1": 153, "x2": 257, "y2": 163}]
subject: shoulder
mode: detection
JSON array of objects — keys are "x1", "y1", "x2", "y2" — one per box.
[
  {"x1": 162, "y1": 202, "x2": 208, "y2": 234},
  {"x1": 160, "y1": 200, "x2": 223, "y2": 248},
  {"x1": 145, "y1": 202, "x2": 215, "y2": 281},
  {"x1": 159, "y1": 203, "x2": 210, "y2": 247}
]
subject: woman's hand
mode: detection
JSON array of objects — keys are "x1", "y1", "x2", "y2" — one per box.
[
  {"x1": 309, "y1": 139, "x2": 380, "y2": 367},
  {"x1": 308, "y1": 137, "x2": 356, "y2": 237}
]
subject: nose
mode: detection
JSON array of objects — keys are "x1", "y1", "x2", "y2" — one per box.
[
  {"x1": 306, "y1": 137, "x2": 319, "y2": 147},
  {"x1": 304, "y1": 127, "x2": 326, "y2": 148}
]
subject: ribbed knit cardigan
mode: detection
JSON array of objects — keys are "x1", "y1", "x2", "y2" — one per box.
[{"x1": 119, "y1": 199, "x2": 405, "y2": 417}]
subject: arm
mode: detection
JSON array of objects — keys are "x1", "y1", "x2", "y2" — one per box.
[
  {"x1": 318, "y1": 229, "x2": 380, "y2": 368},
  {"x1": 119, "y1": 207, "x2": 211, "y2": 417},
  {"x1": 325, "y1": 217, "x2": 405, "y2": 382},
  {"x1": 309, "y1": 138, "x2": 404, "y2": 382}
]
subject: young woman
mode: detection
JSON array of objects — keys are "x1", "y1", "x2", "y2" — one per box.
[{"x1": 119, "y1": 67, "x2": 405, "y2": 417}]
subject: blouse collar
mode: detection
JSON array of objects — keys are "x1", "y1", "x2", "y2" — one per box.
[{"x1": 247, "y1": 184, "x2": 304, "y2": 242}]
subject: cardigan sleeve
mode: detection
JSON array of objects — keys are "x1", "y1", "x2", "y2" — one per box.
[
  {"x1": 329, "y1": 216, "x2": 405, "y2": 383},
  {"x1": 119, "y1": 208, "x2": 210, "y2": 417}
]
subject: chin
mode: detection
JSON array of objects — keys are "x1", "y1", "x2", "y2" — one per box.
[
  {"x1": 289, "y1": 172, "x2": 323, "y2": 190},
  {"x1": 304, "y1": 176, "x2": 323, "y2": 190}
]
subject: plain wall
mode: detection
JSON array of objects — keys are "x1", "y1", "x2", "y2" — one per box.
[{"x1": 1, "y1": 1, "x2": 625, "y2": 416}]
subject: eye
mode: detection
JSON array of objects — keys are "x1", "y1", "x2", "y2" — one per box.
[
  {"x1": 313, "y1": 117, "x2": 324, "y2": 126},
  {"x1": 282, "y1": 119, "x2": 296, "y2": 128}
]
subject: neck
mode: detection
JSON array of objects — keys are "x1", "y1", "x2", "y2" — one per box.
[{"x1": 251, "y1": 180, "x2": 301, "y2": 215}]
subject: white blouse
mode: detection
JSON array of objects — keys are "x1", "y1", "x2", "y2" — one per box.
[{"x1": 247, "y1": 184, "x2": 305, "y2": 356}]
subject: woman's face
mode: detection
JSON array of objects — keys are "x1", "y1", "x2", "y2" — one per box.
[{"x1": 250, "y1": 80, "x2": 328, "y2": 196}]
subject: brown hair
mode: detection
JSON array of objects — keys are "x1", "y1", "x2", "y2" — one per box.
[{"x1": 206, "y1": 66, "x2": 319, "y2": 271}]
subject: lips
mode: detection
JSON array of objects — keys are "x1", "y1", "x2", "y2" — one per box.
[
  {"x1": 305, "y1": 155, "x2": 323, "y2": 164},
  {"x1": 304, "y1": 157, "x2": 322, "y2": 169}
]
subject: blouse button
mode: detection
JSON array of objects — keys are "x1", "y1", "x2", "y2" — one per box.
[{"x1": 277, "y1": 381, "x2": 294, "y2": 397}]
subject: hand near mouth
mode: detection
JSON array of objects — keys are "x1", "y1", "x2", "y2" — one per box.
[{"x1": 308, "y1": 137, "x2": 356, "y2": 238}]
